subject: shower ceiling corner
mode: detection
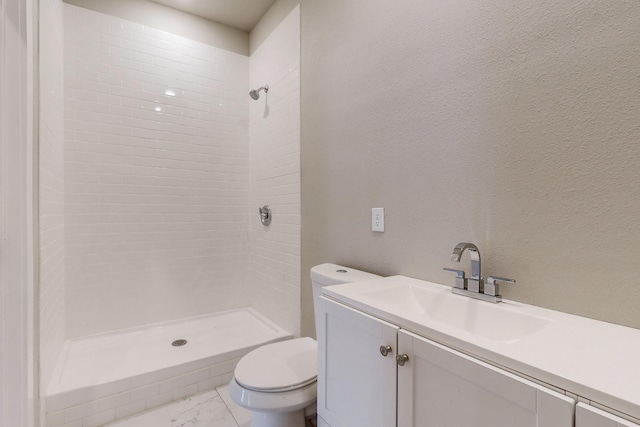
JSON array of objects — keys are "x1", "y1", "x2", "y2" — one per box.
[{"x1": 148, "y1": 0, "x2": 277, "y2": 32}]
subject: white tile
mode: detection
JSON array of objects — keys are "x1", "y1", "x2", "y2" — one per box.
[
  {"x1": 107, "y1": 391, "x2": 239, "y2": 427},
  {"x1": 209, "y1": 360, "x2": 234, "y2": 378},
  {"x1": 173, "y1": 383, "x2": 198, "y2": 401},
  {"x1": 82, "y1": 408, "x2": 115, "y2": 427},
  {"x1": 220, "y1": 372, "x2": 234, "y2": 385},
  {"x1": 99, "y1": 391, "x2": 131, "y2": 411},
  {"x1": 40, "y1": 0, "x2": 66, "y2": 396},
  {"x1": 106, "y1": 406, "x2": 171, "y2": 427},
  {"x1": 248, "y1": 6, "x2": 301, "y2": 337},
  {"x1": 56, "y1": 11, "x2": 302, "y2": 425},
  {"x1": 64, "y1": 3, "x2": 253, "y2": 337},
  {"x1": 115, "y1": 399, "x2": 146, "y2": 419},
  {"x1": 130, "y1": 383, "x2": 159, "y2": 402},
  {"x1": 64, "y1": 400, "x2": 101, "y2": 423},
  {"x1": 217, "y1": 385, "x2": 252, "y2": 427},
  {"x1": 145, "y1": 391, "x2": 173, "y2": 410},
  {"x1": 46, "y1": 409, "x2": 66, "y2": 427},
  {"x1": 169, "y1": 391, "x2": 238, "y2": 427},
  {"x1": 198, "y1": 373, "x2": 221, "y2": 390}
]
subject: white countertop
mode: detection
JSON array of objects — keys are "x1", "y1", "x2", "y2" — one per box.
[{"x1": 322, "y1": 275, "x2": 640, "y2": 421}]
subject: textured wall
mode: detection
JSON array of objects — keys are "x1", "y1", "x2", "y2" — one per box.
[
  {"x1": 39, "y1": 0, "x2": 67, "y2": 393},
  {"x1": 249, "y1": 5, "x2": 301, "y2": 336},
  {"x1": 301, "y1": 0, "x2": 640, "y2": 336},
  {"x1": 64, "y1": 4, "x2": 250, "y2": 337}
]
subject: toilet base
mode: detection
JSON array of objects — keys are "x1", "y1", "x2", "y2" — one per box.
[{"x1": 250, "y1": 409, "x2": 305, "y2": 427}]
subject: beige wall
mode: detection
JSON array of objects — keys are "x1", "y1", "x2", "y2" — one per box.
[
  {"x1": 64, "y1": 0, "x2": 249, "y2": 55},
  {"x1": 301, "y1": 0, "x2": 640, "y2": 337}
]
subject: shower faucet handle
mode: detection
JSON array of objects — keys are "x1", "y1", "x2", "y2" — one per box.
[{"x1": 258, "y1": 205, "x2": 272, "y2": 226}]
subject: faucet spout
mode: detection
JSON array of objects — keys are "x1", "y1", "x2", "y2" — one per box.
[
  {"x1": 445, "y1": 242, "x2": 514, "y2": 303},
  {"x1": 450, "y1": 242, "x2": 481, "y2": 280}
]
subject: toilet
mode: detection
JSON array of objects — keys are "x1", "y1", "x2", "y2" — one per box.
[{"x1": 228, "y1": 263, "x2": 381, "y2": 427}]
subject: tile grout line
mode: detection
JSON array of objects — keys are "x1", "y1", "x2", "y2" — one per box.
[{"x1": 215, "y1": 387, "x2": 242, "y2": 427}]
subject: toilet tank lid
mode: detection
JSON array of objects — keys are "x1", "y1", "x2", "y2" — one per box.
[{"x1": 310, "y1": 263, "x2": 381, "y2": 286}]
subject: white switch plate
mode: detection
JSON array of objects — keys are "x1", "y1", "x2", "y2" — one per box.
[{"x1": 372, "y1": 208, "x2": 384, "y2": 232}]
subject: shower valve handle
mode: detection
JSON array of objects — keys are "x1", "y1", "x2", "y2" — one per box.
[{"x1": 259, "y1": 205, "x2": 272, "y2": 226}]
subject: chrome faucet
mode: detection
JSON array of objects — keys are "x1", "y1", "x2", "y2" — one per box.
[
  {"x1": 443, "y1": 242, "x2": 515, "y2": 303},
  {"x1": 449, "y1": 242, "x2": 482, "y2": 293}
]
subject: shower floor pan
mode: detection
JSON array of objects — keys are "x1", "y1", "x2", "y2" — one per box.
[{"x1": 45, "y1": 308, "x2": 291, "y2": 427}]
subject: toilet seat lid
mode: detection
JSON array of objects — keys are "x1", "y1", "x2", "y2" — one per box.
[{"x1": 234, "y1": 337, "x2": 317, "y2": 392}]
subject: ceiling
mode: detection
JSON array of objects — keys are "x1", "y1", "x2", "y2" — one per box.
[{"x1": 149, "y1": 0, "x2": 277, "y2": 32}]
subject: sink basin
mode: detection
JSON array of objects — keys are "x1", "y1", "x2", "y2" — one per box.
[{"x1": 330, "y1": 279, "x2": 551, "y2": 343}]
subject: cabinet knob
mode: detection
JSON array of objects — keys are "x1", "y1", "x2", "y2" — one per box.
[
  {"x1": 396, "y1": 354, "x2": 409, "y2": 366},
  {"x1": 379, "y1": 345, "x2": 392, "y2": 357}
]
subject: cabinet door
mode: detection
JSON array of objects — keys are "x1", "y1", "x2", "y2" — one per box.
[
  {"x1": 397, "y1": 330, "x2": 575, "y2": 427},
  {"x1": 577, "y1": 402, "x2": 640, "y2": 427},
  {"x1": 317, "y1": 296, "x2": 399, "y2": 427}
]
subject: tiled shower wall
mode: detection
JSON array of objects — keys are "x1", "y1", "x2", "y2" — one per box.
[
  {"x1": 64, "y1": 4, "x2": 251, "y2": 337},
  {"x1": 39, "y1": 0, "x2": 66, "y2": 389},
  {"x1": 249, "y1": 6, "x2": 301, "y2": 336}
]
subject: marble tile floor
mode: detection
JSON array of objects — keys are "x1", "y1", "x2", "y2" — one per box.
[{"x1": 107, "y1": 385, "x2": 317, "y2": 427}]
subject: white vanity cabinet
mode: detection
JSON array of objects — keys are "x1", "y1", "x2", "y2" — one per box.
[
  {"x1": 576, "y1": 403, "x2": 640, "y2": 427},
  {"x1": 397, "y1": 329, "x2": 574, "y2": 427},
  {"x1": 318, "y1": 297, "x2": 575, "y2": 427},
  {"x1": 316, "y1": 296, "x2": 398, "y2": 427}
]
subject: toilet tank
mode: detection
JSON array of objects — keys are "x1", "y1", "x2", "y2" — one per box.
[{"x1": 310, "y1": 263, "x2": 381, "y2": 335}]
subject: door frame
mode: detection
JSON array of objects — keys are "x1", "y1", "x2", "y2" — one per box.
[{"x1": 1, "y1": 0, "x2": 36, "y2": 425}]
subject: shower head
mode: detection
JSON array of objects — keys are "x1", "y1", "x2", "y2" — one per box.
[{"x1": 249, "y1": 85, "x2": 269, "y2": 100}]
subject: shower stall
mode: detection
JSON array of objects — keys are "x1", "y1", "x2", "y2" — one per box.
[{"x1": 39, "y1": 1, "x2": 301, "y2": 426}]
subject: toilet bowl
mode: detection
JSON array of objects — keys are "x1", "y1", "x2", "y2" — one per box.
[
  {"x1": 229, "y1": 264, "x2": 381, "y2": 427},
  {"x1": 228, "y1": 338, "x2": 317, "y2": 427}
]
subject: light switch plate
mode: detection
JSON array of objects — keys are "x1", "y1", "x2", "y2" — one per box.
[{"x1": 372, "y1": 208, "x2": 384, "y2": 232}]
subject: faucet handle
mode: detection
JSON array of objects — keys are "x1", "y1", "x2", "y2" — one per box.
[
  {"x1": 443, "y1": 268, "x2": 466, "y2": 290},
  {"x1": 485, "y1": 276, "x2": 516, "y2": 297}
]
